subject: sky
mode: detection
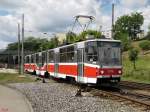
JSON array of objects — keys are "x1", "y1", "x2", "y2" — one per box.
[{"x1": 0, "y1": 0, "x2": 150, "y2": 49}]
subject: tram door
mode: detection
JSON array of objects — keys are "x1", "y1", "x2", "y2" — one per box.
[
  {"x1": 77, "y1": 48, "x2": 84, "y2": 83},
  {"x1": 54, "y1": 49, "x2": 59, "y2": 77}
]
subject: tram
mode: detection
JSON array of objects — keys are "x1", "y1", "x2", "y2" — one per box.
[{"x1": 24, "y1": 38, "x2": 122, "y2": 84}]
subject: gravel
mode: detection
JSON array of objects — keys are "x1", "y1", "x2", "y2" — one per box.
[{"x1": 9, "y1": 81, "x2": 144, "y2": 112}]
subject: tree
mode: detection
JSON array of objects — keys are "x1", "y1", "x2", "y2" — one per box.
[
  {"x1": 7, "y1": 42, "x2": 18, "y2": 50},
  {"x1": 114, "y1": 32, "x2": 131, "y2": 51},
  {"x1": 49, "y1": 36, "x2": 59, "y2": 48},
  {"x1": 86, "y1": 30, "x2": 101, "y2": 39},
  {"x1": 77, "y1": 30, "x2": 101, "y2": 41},
  {"x1": 66, "y1": 31, "x2": 77, "y2": 44},
  {"x1": 129, "y1": 48, "x2": 139, "y2": 70},
  {"x1": 114, "y1": 12, "x2": 144, "y2": 40},
  {"x1": 77, "y1": 31, "x2": 87, "y2": 41},
  {"x1": 6, "y1": 36, "x2": 50, "y2": 52}
]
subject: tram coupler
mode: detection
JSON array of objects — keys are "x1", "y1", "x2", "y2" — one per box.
[
  {"x1": 75, "y1": 84, "x2": 85, "y2": 97},
  {"x1": 42, "y1": 77, "x2": 46, "y2": 83},
  {"x1": 75, "y1": 88, "x2": 82, "y2": 97}
]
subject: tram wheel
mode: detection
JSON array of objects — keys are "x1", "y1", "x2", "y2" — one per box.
[
  {"x1": 44, "y1": 71, "x2": 50, "y2": 78},
  {"x1": 32, "y1": 70, "x2": 36, "y2": 75}
]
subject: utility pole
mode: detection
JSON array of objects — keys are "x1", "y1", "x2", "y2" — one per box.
[
  {"x1": 18, "y1": 23, "x2": 21, "y2": 74},
  {"x1": 112, "y1": 3, "x2": 114, "y2": 39},
  {"x1": 21, "y1": 14, "x2": 24, "y2": 75}
]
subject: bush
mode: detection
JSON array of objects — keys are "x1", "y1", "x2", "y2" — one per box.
[
  {"x1": 129, "y1": 48, "x2": 139, "y2": 69},
  {"x1": 139, "y1": 40, "x2": 150, "y2": 51},
  {"x1": 114, "y1": 32, "x2": 131, "y2": 51},
  {"x1": 145, "y1": 25, "x2": 150, "y2": 40}
]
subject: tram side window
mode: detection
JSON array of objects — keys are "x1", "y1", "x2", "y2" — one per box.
[
  {"x1": 39, "y1": 55, "x2": 42, "y2": 64},
  {"x1": 26, "y1": 56, "x2": 30, "y2": 63},
  {"x1": 48, "y1": 51, "x2": 54, "y2": 63},
  {"x1": 25, "y1": 56, "x2": 27, "y2": 63},
  {"x1": 60, "y1": 46, "x2": 75, "y2": 62},
  {"x1": 42, "y1": 52, "x2": 46, "y2": 65},
  {"x1": 85, "y1": 42, "x2": 98, "y2": 64},
  {"x1": 36, "y1": 54, "x2": 39, "y2": 64},
  {"x1": 66, "y1": 46, "x2": 75, "y2": 62},
  {"x1": 33, "y1": 54, "x2": 36, "y2": 63},
  {"x1": 31, "y1": 55, "x2": 34, "y2": 63},
  {"x1": 55, "y1": 52, "x2": 59, "y2": 63},
  {"x1": 60, "y1": 48, "x2": 67, "y2": 62}
]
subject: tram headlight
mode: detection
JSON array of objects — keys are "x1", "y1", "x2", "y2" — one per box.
[
  {"x1": 100, "y1": 70, "x2": 104, "y2": 74},
  {"x1": 118, "y1": 70, "x2": 122, "y2": 74}
]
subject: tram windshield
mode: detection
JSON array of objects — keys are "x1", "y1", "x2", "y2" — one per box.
[
  {"x1": 98, "y1": 41, "x2": 121, "y2": 66},
  {"x1": 85, "y1": 41, "x2": 121, "y2": 66}
]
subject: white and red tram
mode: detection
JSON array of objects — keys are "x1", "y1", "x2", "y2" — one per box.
[{"x1": 24, "y1": 39, "x2": 122, "y2": 84}]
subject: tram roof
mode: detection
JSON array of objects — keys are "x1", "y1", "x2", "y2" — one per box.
[
  {"x1": 54, "y1": 38, "x2": 121, "y2": 49},
  {"x1": 25, "y1": 39, "x2": 121, "y2": 57}
]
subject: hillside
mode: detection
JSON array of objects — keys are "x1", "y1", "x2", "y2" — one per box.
[{"x1": 122, "y1": 40, "x2": 150, "y2": 84}]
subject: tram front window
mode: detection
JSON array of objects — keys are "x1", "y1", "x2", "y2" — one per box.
[
  {"x1": 98, "y1": 41, "x2": 121, "y2": 66},
  {"x1": 85, "y1": 41, "x2": 98, "y2": 64}
]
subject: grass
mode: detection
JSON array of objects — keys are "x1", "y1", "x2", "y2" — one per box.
[
  {"x1": 0, "y1": 73, "x2": 34, "y2": 84},
  {"x1": 122, "y1": 54, "x2": 150, "y2": 84}
]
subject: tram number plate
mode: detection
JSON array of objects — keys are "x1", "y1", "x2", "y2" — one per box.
[{"x1": 108, "y1": 70, "x2": 114, "y2": 74}]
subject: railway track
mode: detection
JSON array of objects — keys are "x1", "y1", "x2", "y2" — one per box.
[
  {"x1": 119, "y1": 81, "x2": 150, "y2": 90},
  {"x1": 77, "y1": 81, "x2": 150, "y2": 111},
  {"x1": 28, "y1": 74, "x2": 150, "y2": 111},
  {"x1": 89, "y1": 88, "x2": 150, "y2": 111}
]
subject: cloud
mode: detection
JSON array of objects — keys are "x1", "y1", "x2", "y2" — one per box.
[
  {"x1": 0, "y1": 0, "x2": 26, "y2": 9},
  {"x1": 115, "y1": 0, "x2": 150, "y2": 32},
  {"x1": 23, "y1": 0, "x2": 102, "y2": 32},
  {"x1": 0, "y1": 0, "x2": 103, "y2": 49},
  {"x1": 138, "y1": 6, "x2": 150, "y2": 32},
  {"x1": 120, "y1": 0, "x2": 148, "y2": 8},
  {"x1": 0, "y1": 0, "x2": 150, "y2": 49},
  {"x1": 0, "y1": 41, "x2": 9, "y2": 49},
  {"x1": 0, "y1": 15, "x2": 18, "y2": 43}
]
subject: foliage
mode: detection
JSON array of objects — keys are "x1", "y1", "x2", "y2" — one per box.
[
  {"x1": 122, "y1": 55, "x2": 150, "y2": 84},
  {"x1": 7, "y1": 42, "x2": 19, "y2": 50},
  {"x1": 78, "y1": 31, "x2": 87, "y2": 41},
  {"x1": 6, "y1": 36, "x2": 60, "y2": 52},
  {"x1": 6, "y1": 30, "x2": 101, "y2": 52},
  {"x1": 145, "y1": 33, "x2": 150, "y2": 40},
  {"x1": 139, "y1": 40, "x2": 150, "y2": 51},
  {"x1": 77, "y1": 30, "x2": 101, "y2": 41},
  {"x1": 7, "y1": 36, "x2": 42, "y2": 52},
  {"x1": 34, "y1": 36, "x2": 59, "y2": 50},
  {"x1": 66, "y1": 32, "x2": 77, "y2": 44},
  {"x1": 49, "y1": 37, "x2": 59, "y2": 48},
  {"x1": 128, "y1": 48, "x2": 139, "y2": 69},
  {"x1": 114, "y1": 12, "x2": 144, "y2": 40},
  {"x1": 24, "y1": 37, "x2": 48, "y2": 51},
  {"x1": 145, "y1": 25, "x2": 150, "y2": 40},
  {"x1": 86, "y1": 30, "x2": 101, "y2": 39},
  {"x1": 114, "y1": 32, "x2": 131, "y2": 51}
]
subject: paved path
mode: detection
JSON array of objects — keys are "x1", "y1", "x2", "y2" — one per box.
[{"x1": 0, "y1": 85, "x2": 33, "y2": 112}]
